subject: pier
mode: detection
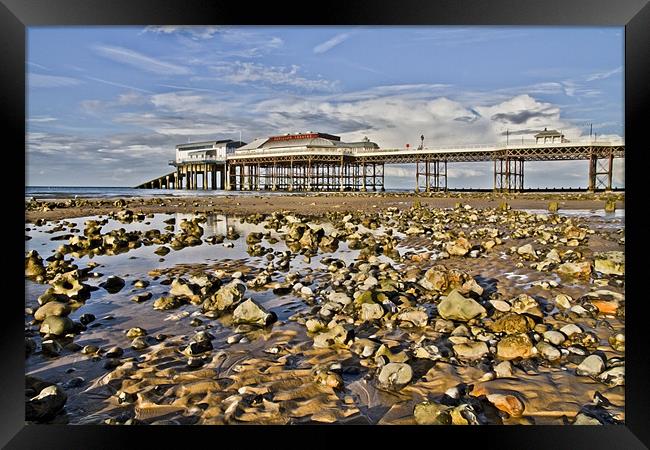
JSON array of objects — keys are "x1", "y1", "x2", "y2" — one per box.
[{"x1": 135, "y1": 132, "x2": 624, "y2": 192}]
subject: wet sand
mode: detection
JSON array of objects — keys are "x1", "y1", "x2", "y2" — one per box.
[
  {"x1": 25, "y1": 191, "x2": 624, "y2": 222},
  {"x1": 24, "y1": 193, "x2": 625, "y2": 425}
]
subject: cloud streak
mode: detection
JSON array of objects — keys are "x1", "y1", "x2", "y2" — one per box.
[
  {"x1": 314, "y1": 33, "x2": 351, "y2": 54},
  {"x1": 93, "y1": 45, "x2": 191, "y2": 75},
  {"x1": 29, "y1": 73, "x2": 83, "y2": 88}
]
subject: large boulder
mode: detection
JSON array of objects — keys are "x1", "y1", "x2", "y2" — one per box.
[
  {"x1": 594, "y1": 251, "x2": 624, "y2": 276},
  {"x1": 496, "y1": 333, "x2": 534, "y2": 360},
  {"x1": 414, "y1": 402, "x2": 451, "y2": 425},
  {"x1": 489, "y1": 313, "x2": 534, "y2": 335},
  {"x1": 202, "y1": 280, "x2": 246, "y2": 312},
  {"x1": 34, "y1": 302, "x2": 71, "y2": 322},
  {"x1": 453, "y1": 341, "x2": 489, "y2": 359},
  {"x1": 25, "y1": 251, "x2": 46, "y2": 278},
  {"x1": 444, "y1": 237, "x2": 471, "y2": 256},
  {"x1": 437, "y1": 290, "x2": 486, "y2": 322},
  {"x1": 39, "y1": 316, "x2": 74, "y2": 336},
  {"x1": 26, "y1": 383, "x2": 67, "y2": 422},
  {"x1": 232, "y1": 299, "x2": 277, "y2": 327},
  {"x1": 377, "y1": 362, "x2": 413, "y2": 388},
  {"x1": 557, "y1": 261, "x2": 592, "y2": 279}
]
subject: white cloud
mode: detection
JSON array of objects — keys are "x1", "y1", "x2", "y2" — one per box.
[
  {"x1": 211, "y1": 62, "x2": 339, "y2": 91},
  {"x1": 586, "y1": 66, "x2": 623, "y2": 82},
  {"x1": 27, "y1": 116, "x2": 57, "y2": 123},
  {"x1": 313, "y1": 33, "x2": 351, "y2": 54},
  {"x1": 86, "y1": 76, "x2": 154, "y2": 93},
  {"x1": 29, "y1": 73, "x2": 82, "y2": 88},
  {"x1": 93, "y1": 45, "x2": 190, "y2": 75},
  {"x1": 142, "y1": 26, "x2": 224, "y2": 40}
]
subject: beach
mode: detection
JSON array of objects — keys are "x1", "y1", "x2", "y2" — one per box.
[{"x1": 25, "y1": 191, "x2": 625, "y2": 425}]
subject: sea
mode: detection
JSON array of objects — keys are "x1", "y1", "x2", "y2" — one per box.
[{"x1": 25, "y1": 186, "x2": 414, "y2": 200}]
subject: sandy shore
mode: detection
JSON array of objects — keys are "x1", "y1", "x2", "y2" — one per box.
[{"x1": 26, "y1": 191, "x2": 624, "y2": 222}]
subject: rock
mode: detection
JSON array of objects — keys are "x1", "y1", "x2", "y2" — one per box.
[
  {"x1": 445, "y1": 237, "x2": 471, "y2": 256},
  {"x1": 34, "y1": 302, "x2": 71, "y2": 321},
  {"x1": 100, "y1": 275, "x2": 126, "y2": 294},
  {"x1": 327, "y1": 292, "x2": 352, "y2": 305},
  {"x1": 39, "y1": 316, "x2": 74, "y2": 336},
  {"x1": 305, "y1": 318, "x2": 327, "y2": 333},
  {"x1": 494, "y1": 360, "x2": 513, "y2": 378},
  {"x1": 25, "y1": 250, "x2": 46, "y2": 278},
  {"x1": 154, "y1": 246, "x2": 170, "y2": 256},
  {"x1": 153, "y1": 296, "x2": 187, "y2": 310},
  {"x1": 414, "y1": 402, "x2": 451, "y2": 425},
  {"x1": 133, "y1": 279, "x2": 150, "y2": 289},
  {"x1": 490, "y1": 313, "x2": 534, "y2": 335},
  {"x1": 49, "y1": 271, "x2": 88, "y2": 299},
  {"x1": 560, "y1": 324, "x2": 582, "y2": 336},
  {"x1": 126, "y1": 327, "x2": 147, "y2": 338},
  {"x1": 26, "y1": 384, "x2": 67, "y2": 422},
  {"x1": 81, "y1": 345, "x2": 99, "y2": 355},
  {"x1": 490, "y1": 300, "x2": 511, "y2": 312},
  {"x1": 419, "y1": 266, "x2": 448, "y2": 291},
  {"x1": 377, "y1": 362, "x2": 413, "y2": 388},
  {"x1": 576, "y1": 354, "x2": 605, "y2": 376},
  {"x1": 232, "y1": 299, "x2": 277, "y2": 327},
  {"x1": 41, "y1": 339, "x2": 62, "y2": 357},
  {"x1": 396, "y1": 308, "x2": 428, "y2": 327},
  {"x1": 496, "y1": 333, "x2": 534, "y2": 360},
  {"x1": 594, "y1": 251, "x2": 624, "y2": 276},
  {"x1": 359, "y1": 302, "x2": 384, "y2": 321},
  {"x1": 517, "y1": 244, "x2": 537, "y2": 260},
  {"x1": 453, "y1": 341, "x2": 489, "y2": 359},
  {"x1": 184, "y1": 339, "x2": 213, "y2": 356},
  {"x1": 536, "y1": 342, "x2": 561, "y2": 361},
  {"x1": 169, "y1": 278, "x2": 200, "y2": 299},
  {"x1": 79, "y1": 313, "x2": 95, "y2": 325},
  {"x1": 509, "y1": 294, "x2": 542, "y2": 317},
  {"x1": 312, "y1": 324, "x2": 353, "y2": 348},
  {"x1": 555, "y1": 294, "x2": 572, "y2": 309},
  {"x1": 130, "y1": 292, "x2": 152, "y2": 303},
  {"x1": 131, "y1": 335, "x2": 157, "y2": 350},
  {"x1": 105, "y1": 346, "x2": 123, "y2": 358},
  {"x1": 486, "y1": 393, "x2": 525, "y2": 417},
  {"x1": 437, "y1": 289, "x2": 486, "y2": 322},
  {"x1": 203, "y1": 280, "x2": 246, "y2": 312},
  {"x1": 557, "y1": 262, "x2": 592, "y2": 279},
  {"x1": 543, "y1": 330, "x2": 566, "y2": 346},
  {"x1": 590, "y1": 299, "x2": 619, "y2": 315},
  {"x1": 608, "y1": 333, "x2": 625, "y2": 352},
  {"x1": 598, "y1": 366, "x2": 624, "y2": 387}
]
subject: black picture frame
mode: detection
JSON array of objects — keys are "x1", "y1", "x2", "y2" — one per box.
[{"x1": 4, "y1": 0, "x2": 649, "y2": 448}]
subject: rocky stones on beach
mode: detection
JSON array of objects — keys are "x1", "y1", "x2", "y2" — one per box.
[
  {"x1": 203, "y1": 280, "x2": 246, "y2": 312},
  {"x1": 25, "y1": 378, "x2": 67, "y2": 422},
  {"x1": 414, "y1": 402, "x2": 451, "y2": 425},
  {"x1": 444, "y1": 237, "x2": 471, "y2": 256},
  {"x1": 489, "y1": 313, "x2": 534, "y2": 335},
  {"x1": 437, "y1": 290, "x2": 486, "y2": 322},
  {"x1": 576, "y1": 354, "x2": 605, "y2": 377},
  {"x1": 594, "y1": 251, "x2": 624, "y2": 276},
  {"x1": 453, "y1": 341, "x2": 489, "y2": 360},
  {"x1": 34, "y1": 302, "x2": 71, "y2": 322},
  {"x1": 377, "y1": 362, "x2": 413, "y2": 388},
  {"x1": 100, "y1": 275, "x2": 126, "y2": 293},
  {"x1": 39, "y1": 316, "x2": 74, "y2": 336},
  {"x1": 153, "y1": 296, "x2": 188, "y2": 311},
  {"x1": 496, "y1": 333, "x2": 534, "y2": 360},
  {"x1": 232, "y1": 299, "x2": 277, "y2": 327}
]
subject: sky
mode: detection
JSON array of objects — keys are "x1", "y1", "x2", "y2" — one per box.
[{"x1": 26, "y1": 26, "x2": 624, "y2": 188}]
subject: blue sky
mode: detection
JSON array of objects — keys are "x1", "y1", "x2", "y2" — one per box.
[{"x1": 26, "y1": 26, "x2": 624, "y2": 188}]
